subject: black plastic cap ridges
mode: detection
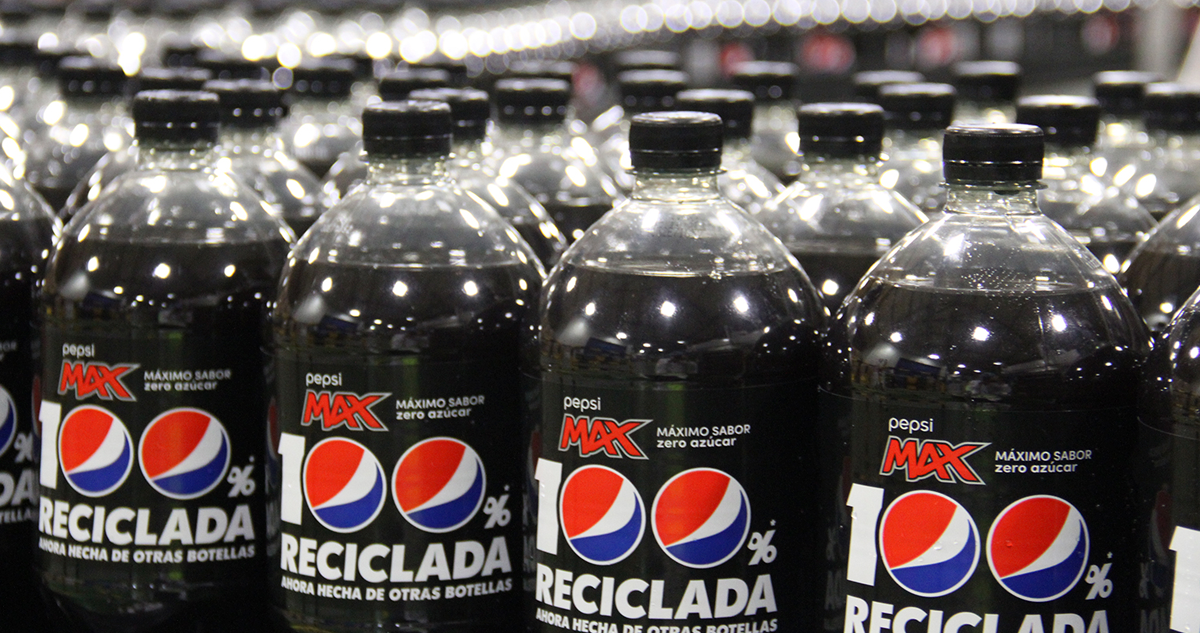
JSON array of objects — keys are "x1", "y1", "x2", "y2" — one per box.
[
  {"x1": 614, "y1": 49, "x2": 680, "y2": 72},
  {"x1": 1015, "y1": 95, "x2": 1101, "y2": 148},
  {"x1": 1144, "y1": 83, "x2": 1200, "y2": 133},
  {"x1": 852, "y1": 70, "x2": 925, "y2": 101},
  {"x1": 58, "y1": 56, "x2": 128, "y2": 98},
  {"x1": 493, "y1": 78, "x2": 571, "y2": 123},
  {"x1": 618, "y1": 69, "x2": 689, "y2": 114},
  {"x1": 0, "y1": 35, "x2": 36, "y2": 67},
  {"x1": 731, "y1": 61, "x2": 798, "y2": 102},
  {"x1": 953, "y1": 61, "x2": 1022, "y2": 104},
  {"x1": 1093, "y1": 71, "x2": 1161, "y2": 117},
  {"x1": 289, "y1": 59, "x2": 356, "y2": 98},
  {"x1": 629, "y1": 111, "x2": 723, "y2": 171},
  {"x1": 798, "y1": 103, "x2": 885, "y2": 158},
  {"x1": 195, "y1": 50, "x2": 274, "y2": 81},
  {"x1": 409, "y1": 87, "x2": 490, "y2": 142},
  {"x1": 676, "y1": 89, "x2": 755, "y2": 140},
  {"x1": 877, "y1": 83, "x2": 956, "y2": 131},
  {"x1": 378, "y1": 68, "x2": 451, "y2": 101},
  {"x1": 204, "y1": 79, "x2": 285, "y2": 128},
  {"x1": 362, "y1": 100, "x2": 453, "y2": 157},
  {"x1": 132, "y1": 90, "x2": 220, "y2": 143},
  {"x1": 508, "y1": 60, "x2": 576, "y2": 84},
  {"x1": 943, "y1": 124, "x2": 1043, "y2": 183},
  {"x1": 133, "y1": 67, "x2": 213, "y2": 94}
]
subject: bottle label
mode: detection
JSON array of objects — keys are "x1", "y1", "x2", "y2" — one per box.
[
  {"x1": 36, "y1": 331, "x2": 264, "y2": 577},
  {"x1": 0, "y1": 318, "x2": 36, "y2": 529},
  {"x1": 820, "y1": 391, "x2": 1136, "y2": 633},
  {"x1": 528, "y1": 376, "x2": 818, "y2": 633},
  {"x1": 271, "y1": 356, "x2": 520, "y2": 621}
]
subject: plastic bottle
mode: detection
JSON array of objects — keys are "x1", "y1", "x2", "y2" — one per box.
[
  {"x1": 1126, "y1": 83, "x2": 1200, "y2": 221},
  {"x1": 1092, "y1": 70, "x2": 1160, "y2": 182},
  {"x1": 592, "y1": 69, "x2": 688, "y2": 193},
  {"x1": 851, "y1": 70, "x2": 924, "y2": 102},
  {"x1": 952, "y1": 60, "x2": 1021, "y2": 124},
  {"x1": 878, "y1": 82, "x2": 955, "y2": 218},
  {"x1": 731, "y1": 61, "x2": 802, "y2": 184},
  {"x1": 279, "y1": 59, "x2": 359, "y2": 178},
  {"x1": 1118, "y1": 187, "x2": 1200, "y2": 333}
]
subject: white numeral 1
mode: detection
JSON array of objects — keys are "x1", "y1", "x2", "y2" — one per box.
[
  {"x1": 279, "y1": 432, "x2": 306, "y2": 525},
  {"x1": 846, "y1": 483, "x2": 885, "y2": 586},
  {"x1": 1170, "y1": 526, "x2": 1200, "y2": 633},
  {"x1": 39, "y1": 401, "x2": 61, "y2": 489},
  {"x1": 534, "y1": 458, "x2": 562, "y2": 555}
]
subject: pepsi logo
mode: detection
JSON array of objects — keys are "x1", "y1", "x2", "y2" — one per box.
[
  {"x1": 987, "y1": 495, "x2": 1089, "y2": 602},
  {"x1": 138, "y1": 408, "x2": 231, "y2": 500},
  {"x1": 879, "y1": 491, "x2": 979, "y2": 597},
  {"x1": 560, "y1": 465, "x2": 644, "y2": 565},
  {"x1": 305, "y1": 437, "x2": 386, "y2": 533},
  {"x1": 58, "y1": 405, "x2": 133, "y2": 497},
  {"x1": 0, "y1": 385, "x2": 16, "y2": 458},
  {"x1": 393, "y1": 437, "x2": 486, "y2": 533},
  {"x1": 652, "y1": 468, "x2": 750, "y2": 569}
]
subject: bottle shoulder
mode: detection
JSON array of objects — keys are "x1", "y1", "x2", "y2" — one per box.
[{"x1": 762, "y1": 179, "x2": 927, "y2": 249}]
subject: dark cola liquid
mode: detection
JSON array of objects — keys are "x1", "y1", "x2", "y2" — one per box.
[
  {"x1": 1120, "y1": 249, "x2": 1200, "y2": 333},
  {"x1": 40, "y1": 239, "x2": 285, "y2": 633},
  {"x1": 540, "y1": 201, "x2": 613, "y2": 243},
  {"x1": 790, "y1": 250, "x2": 883, "y2": 315},
  {"x1": 511, "y1": 222, "x2": 564, "y2": 268}
]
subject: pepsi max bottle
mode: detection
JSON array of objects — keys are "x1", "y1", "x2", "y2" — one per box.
[
  {"x1": 524, "y1": 112, "x2": 824, "y2": 633},
  {"x1": 270, "y1": 100, "x2": 541, "y2": 633},
  {"x1": 821, "y1": 125, "x2": 1148, "y2": 633},
  {"x1": 36, "y1": 90, "x2": 291, "y2": 632}
]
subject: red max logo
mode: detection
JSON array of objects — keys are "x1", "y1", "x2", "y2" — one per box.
[
  {"x1": 302, "y1": 390, "x2": 391, "y2": 431},
  {"x1": 558, "y1": 415, "x2": 649, "y2": 459},
  {"x1": 879, "y1": 436, "x2": 989, "y2": 485},
  {"x1": 57, "y1": 361, "x2": 138, "y2": 401}
]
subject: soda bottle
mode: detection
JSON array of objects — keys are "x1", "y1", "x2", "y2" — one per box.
[
  {"x1": 877, "y1": 82, "x2": 955, "y2": 219},
  {"x1": 851, "y1": 70, "x2": 923, "y2": 102},
  {"x1": 1118, "y1": 190, "x2": 1200, "y2": 333},
  {"x1": 0, "y1": 162, "x2": 59, "y2": 631},
  {"x1": 524, "y1": 110, "x2": 825, "y2": 633},
  {"x1": 1015, "y1": 94, "x2": 1155, "y2": 274},
  {"x1": 593, "y1": 69, "x2": 689, "y2": 193},
  {"x1": 1126, "y1": 83, "x2": 1200, "y2": 221},
  {"x1": 279, "y1": 59, "x2": 359, "y2": 179},
  {"x1": 195, "y1": 49, "x2": 273, "y2": 81},
  {"x1": 270, "y1": 99, "x2": 541, "y2": 633},
  {"x1": 731, "y1": 61, "x2": 801, "y2": 184},
  {"x1": 759, "y1": 103, "x2": 926, "y2": 313},
  {"x1": 952, "y1": 60, "x2": 1021, "y2": 124},
  {"x1": 675, "y1": 88, "x2": 783, "y2": 214},
  {"x1": 821, "y1": 124, "x2": 1148, "y2": 633},
  {"x1": 37, "y1": 90, "x2": 291, "y2": 632},
  {"x1": 1092, "y1": 70, "x2": 1160, "y2": 181}
]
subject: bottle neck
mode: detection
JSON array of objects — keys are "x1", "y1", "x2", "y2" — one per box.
[
  {"x1": 365, "y1": 153, "x2": 450, "y2": 186},
  {"x1": 885, "y1": 128, "x2": 943, "y2": 154},
  {"x1": 134, "y1": 139, "x2": 218, "y2": 171},
  {"x1": 631, "y1": 168, "x2": 723, "y2": 202},
  {"x1": 218, "y1": 125, "x2": 283, "y2": 156},
  {"x1": 801, "y1": 154, "x2": 881, "y2": 185},
  {"x1": 723, "y1": 137, "x2": 754, "y2": 163},
  {"x1": 943, "y1": 182, "x2": 1041, "y2": 216},
  {"x1": 495, "y1": 120, "x2": 567, "y2": 148},
  {"x1": 1042, "y1": 145, "x2": 1093, "y2": 181}
]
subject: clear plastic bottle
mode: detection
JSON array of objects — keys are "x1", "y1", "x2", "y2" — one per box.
[
  {"x1": 676, "y1": 88, "x2": 783, "y2": 214},
  {"x1": 878, "y1": 82, "x2": 955, "y2": 218},
  {"x1": 523, "y1": 110, "x2": 825, "y2": 633},
  {"x1": 279, "y1": 58, "x2": 359, "y2": 178},
  {"x1": 209, "y1": 78, "x2": 334, "y2": 237},
  {"x1": 1015, "y1": 94, "x2": 1155, "y2": 274},
  {"x1": 0, "y1": 34, "x2": 49, "y2": 137},
  {"x1": 1092, "y1": 70, "x2": 1160, "y2": 182},
  {"x1": 851, "y1": 69, "x2": 924, "y2": 102},
  {"x1": 732, "y1": 61, "x2": 802, "y2": 184},
  {"x1": 592, "y1": 69, "x2": 688, "y2": 193},
  {"x1": 38, "y1": 89, "x2": 291, "y2": 633},
  {"x1": 271, "y1": 99, "x2": 541, "y2": 633},
  {"x1": 195, "y1": 49, "x2": 274, "y2": 81},
  {"x1": 952, "y1": 60, "x2": 1021, "y2": 124},
  {"x1": 1124, "y1": 83, "x2": 1200, "y2": 221},
  {"x1": 24, "y1": 56, "x2": 132, "y2": 212},
  {"x1": 821, "y1": 124, "x2": 1147, "y2": 632},
  {"x1": 760, "y1": 103, "x2": 927, "y2": 313},
  {"x1": 1119, "y1": 192, "x2": 1200, "y2": 332},
  {"x1": 488, "y1": 78, "x2": 620, "y2": 243}
]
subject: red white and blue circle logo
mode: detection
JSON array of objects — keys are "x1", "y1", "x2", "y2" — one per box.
[
  {"x1": 305, "y1": 437, "x2": 386, "y2": 533},
  {"x1": 560, "y1": 465, "x2": 645, "y2": 565},
  {"x1": 880, "y1": 491, "x2": 979, "y2": 597},
  {"x1": 58, "y1": 405, "x2": 133, "y2": 497},
  {"x1": 987, "y1": 495, "x2": 1089, "y2": 602},
  {"x1": 393, "y1": 437, "x2": 486, "y2": 533},
  {"x1": 0, "y1": 385, "x2": 16, "y2": 458},
  {"x1": 652, "y1": 468, "x2": 750, "y2": 568},
  {"x1": 139, "y1": 408, "x2": 231, "y2": 500}
]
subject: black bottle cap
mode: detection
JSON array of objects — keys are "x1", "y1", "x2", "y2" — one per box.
[
  {"x1": 731, "y1": 61, "x2": 798, "y2": 102},
  {"x1": 629, "y1": 111, "x2": 723, "y2": 171},
  {"x1": 204, "y1": 79, "x2": 285, "y2": 128},
  {"x1": 676, "y1": 89, "x2": 755, "y2": 140},
  {"x1": 0, "y1": 35, "x2": 37, "y2": 67},
  {"x1": 614, "y1": 49, "x2": 680, "y2": 72},
  {"x1": 409, "y1": 87, "x2": 490, "y2": 142},
  {"x1": 195, "y1": 50, "x2": 274, "y2": 81},
  {"x1": 132, "y1": 89, "x2": 220, "y2": 143},
  {"x1": 953, "y1": 61, "x2": 1022, "y2": 103},
  {"x1": 378, "y1": 68, "x2": 451, "y2": 101},
  {"x1": 852, "y1": 70, "x2": 925, "y2": 101},
  {"x1": 1093, "y1": 71, "x2": 1160, "y2": 118},
  {"x1": 797, "y1": 103, "x2": 885, "y2": 158},
  {"x1": 493, "y1": 78, "x2": 570, "y2": 124},
  {"x1": 1015, "y1": 95, "x2": 1101, "y2": 148},
  {"x1": 288, "y1": 59, "x2": 356, "y2": 99},
  {"x1": 877, "y1": 82, "x2": 955, "y2": 131},
  {"x1": 133, "y1": 67, "x2": 212, "y2": 94},
  {"x1": 362, "y1": 100, "x2": 452, "y2": 157},
  {"x1": 943, "y1": 124, "x2": 1043, "y2": 183},
  {"x1": 161, "y1": 39, "x2": 203, "y2": 68},
  {"x1": 58, "y1": 56, "x2": 127, "y2": 98},
  {"x1": 508, "y1": 60, "x2": 576, "y2": 85},
  {"x1": 1144, "y1": 83, "x2": 1200, "y2": 133},
  {"x1": 618, "y1": 69, "x2": 689, "y2": 114}
]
